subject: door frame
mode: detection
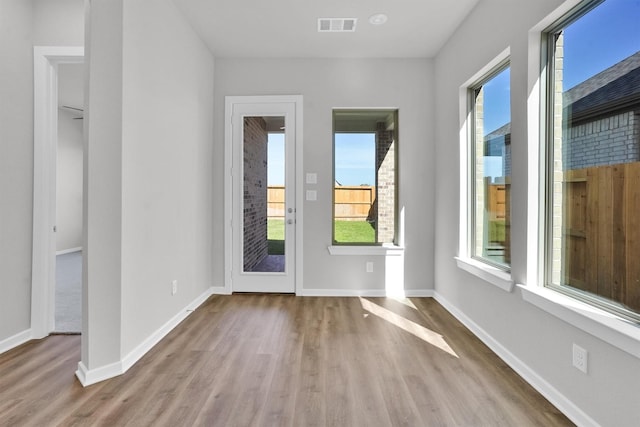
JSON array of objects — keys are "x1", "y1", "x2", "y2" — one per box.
[
  {"x1": 224, "y1": 95, "x2": 304, "y2": 294},
  {"x1": 31, "y1": 46, "x2": 84, "y2": 339}
]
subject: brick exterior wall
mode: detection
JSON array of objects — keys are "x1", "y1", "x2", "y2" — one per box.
[
  {"x1": 376, "y1": 122, "x2": 395, "y2": 243},
  {"x1": 551, "y1": 34, "x2": 565, "y2": 284},
  {"x1": 474, "y1": 88, "x2": 486, "y2": 257},
  {"x1": 563, "y1": 111, "x2": 640, "y2": 170},
  {"x1": 243, "y1": 117, "x2": 268, "y2": 271}
]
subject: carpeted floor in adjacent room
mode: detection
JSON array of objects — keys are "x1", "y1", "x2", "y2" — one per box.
[{"x1": 55, "y1": 251, "x2": 82, "y2": 333}]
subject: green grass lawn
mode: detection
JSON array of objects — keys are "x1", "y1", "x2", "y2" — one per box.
[
  {"x1": 268, "y1": 219, "x2": 285, "y2": 255},
  {"x1": 267, "y1": 218, "x2": 375, "y2": 253},
  {"x1": 488, "y1": 220, "x2": 506, "y2": 244},
  {"x1": 334, "y1": 220, "x2": 375, "y2": 243}
]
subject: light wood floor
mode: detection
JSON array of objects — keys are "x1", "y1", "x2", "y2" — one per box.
[{"x1": 0, "y1": 295, "x2": 573, "y2": 426}]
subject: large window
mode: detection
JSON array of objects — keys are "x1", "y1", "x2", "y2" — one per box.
[
  {"x1": 545, "y1": 0, "x2": 640, "y2": 322},
  {"x1": 470, "y1": 64, "x2": 511, "y2": 269},
  {"x1": 333, "y1": 110, "x2": 398, "y2": 245}
]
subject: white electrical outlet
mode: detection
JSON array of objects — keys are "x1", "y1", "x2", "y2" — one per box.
[
  {"x1": 172, "y1": 280, "x2": 178, "y2": 296},
  {"x1": 572, "y1": 343, "x2": 588, "y2": 373},
  {"x1": 366, "y1": 262, "x2": 374, "y2": 273}
]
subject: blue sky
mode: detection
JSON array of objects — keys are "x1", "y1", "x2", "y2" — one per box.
[
  {"x1": 268, "y1": 132, "x2": 377, "y2": 186},
  {"x1": 562, "y1": 0, "x2": 640, "y2": 90},
  {"x1": 267, "y1": 133, "x2": 285, "y2": 186},
  {"x1": 334, "y1": 133, "x2": 376, "y2": 186}
]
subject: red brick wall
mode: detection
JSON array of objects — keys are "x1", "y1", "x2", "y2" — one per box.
[{"x1": 243, "y1": 117, "x2": 268, "y2": 270}]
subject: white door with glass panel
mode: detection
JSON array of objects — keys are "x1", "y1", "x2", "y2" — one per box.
[{"x1": 226, "y1": 97, "x2": 299, "y2": 293}]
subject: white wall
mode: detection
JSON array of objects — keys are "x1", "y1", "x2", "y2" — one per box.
[
  {"x1": 0, "y1": 0, "x2": 35, "y2": 343},
  {"x1": 120, "y1": 0, "x2": 215, "y2": 356},
  {"x1": 82, "y1": 0, "x2": 124, "y2": 369},
  {"x1": 0, "y1": 0, "x2": 84, "y2": 347},
  {"x1": 214, "y1": 59, "x2": 435, "y2": 295},
  {"x1": 83, "y1": 0, "x2": 215, "y2": 372},
  {"x1": 433, "y1": 0, "x2": 640, "y2": 425},
  {"x1": 33, "y1": 0, "x2": 84, "y2": 46}
]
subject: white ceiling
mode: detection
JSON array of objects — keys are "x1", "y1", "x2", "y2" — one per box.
[{"x1": 173, "y1": 0, "x2": 480, "y2": 58}]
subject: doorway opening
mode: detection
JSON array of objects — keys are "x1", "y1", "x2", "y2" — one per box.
[
  {"x1": 32, "y1": 46, "x2": 84, "y2": 339},
  {"x1": 225, "y1": 95, "x2": 303, "y2": 294},
  {"x1": 53, "y1": 63, "x2": 84, "y2": 334}
]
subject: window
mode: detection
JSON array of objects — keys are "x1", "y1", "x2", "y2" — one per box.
[
  {"x1": 333, "y1": 110, "x2": 398, "y2": 245},
  {"x1": 470, "y1": 64, "x2": 511, "y2": 269},
  {"x1": 544, "y1": 0, "x2": 640, "y2": 322}
]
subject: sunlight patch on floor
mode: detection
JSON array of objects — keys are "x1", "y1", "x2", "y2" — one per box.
[
  {"x1": 359, "y1": 297, "x2": 459, "y2": 358},
  {"x1": 390, "y1": 297, "x2": 417, "y2": 310}
]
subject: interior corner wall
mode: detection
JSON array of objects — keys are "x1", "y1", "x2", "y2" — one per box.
[
  {"x1": 433, "y1": 0, "x2": 640, "y2": 425},
  {"x1": 83, "y1": 0, "x2": 124, "y2": 369},
  {"x1": 214, "y1": 58, "x2": 435, "y2": 294},
  {"x1": 0, "y1": 0, "x2": 36, "y2": 343},
  {"x1": 119, "y1": 0, "x2": 214, "y2": 357}
]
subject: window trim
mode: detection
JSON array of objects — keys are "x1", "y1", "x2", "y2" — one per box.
[
  {"x1": 518, "y1": 0, "x2": 640, "y2": 360},
  {"x1": 469, "y1": 61, "x2": 511, "y2": 272},
  {"x1": 328, "y1": 244, "x2": 404, "y2": 256},
  {"x1": 457, "y1": 47, "x2": 514, "y2": 291},
  {"x1": 331, "y1": 109, "x2": 399, "y2": 246},
  {"x1": 541, "y1": 0, "x2": 640, "y2": 325}
]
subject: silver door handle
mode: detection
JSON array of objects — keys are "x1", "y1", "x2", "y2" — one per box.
[
  {"x1": 287, "y1": 219, "x2": 293, "y2": 224},
  {"x1": 288, "y1": 208, "x2": 293, "y2": 213}
]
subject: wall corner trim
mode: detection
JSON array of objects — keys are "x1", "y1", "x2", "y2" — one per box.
[
  {"x1": 76, "y1": 287, "x2": 215, "y2": 387},
  {"x1": 75, "y1": 360, "x2": 122, "y2": 387},
  {"x1": 0, "y1": 329, "x2": 33, "y2": 356},
  {"x1": 433, "y1": 291, "x2": 599, "y2": 427}
]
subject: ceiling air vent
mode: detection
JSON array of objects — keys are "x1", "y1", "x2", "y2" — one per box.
[{"x1": 318, "y1": 18, "x2": 357, "y2": 32}]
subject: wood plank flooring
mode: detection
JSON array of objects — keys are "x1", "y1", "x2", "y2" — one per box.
[{"x1": 0, "y1": 295, "x2": 574, "y2": 426}]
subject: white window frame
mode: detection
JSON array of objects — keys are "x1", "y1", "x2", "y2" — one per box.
[
  {"x1": 456, "y1": 48, "x2": 514, "y2": 292},
  {"x1": 329, "y1": 108, "x2": 403, "y2": 253},
  {"x1": 518, "y1": 0, "x2": 640, "y2": 360}
]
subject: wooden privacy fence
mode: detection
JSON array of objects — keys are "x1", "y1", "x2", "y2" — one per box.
[
  {"x1": 563, "y1": 163, "x2": 640, "y2": 312},
  {"x1": 267, "y1": 185, "x2": 375, "y2": 221},
  {"x1": 485, "y1": 181, "x2": 510, "y2": 263},
  {"x1": 487, "y1": 182, "x2": 507, "y2": 222},
  {"x1": 334, "y1": 186, "x2": 375, "y2": 221},
  {"x1": 267, "y1": 186, "x2": 285, "y2": 218}
]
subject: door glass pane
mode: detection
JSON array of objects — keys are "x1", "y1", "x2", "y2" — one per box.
[{"x1": 243, "y1": 116, "x2": 285, "y2": 273}]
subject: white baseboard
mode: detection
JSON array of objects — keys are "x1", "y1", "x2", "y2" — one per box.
[
  {"x1": 404, "y1": 289, "x2": 435, "y2": 297},
  {"x1": 433, "y1": 291, "x2": 599, "y2": 427},
  {"x1": 75, "y1": 359, "x2": 123, "y2": 387},
  {"x1": 0, "y1": 329, "x2": 32, "y2": 355},
  {"x1": 76, "y1": 287, "x2": 214, "y2": 387},
  {"x1": 56, "y1": 247, "x2": 82, "y2": 256},
  {"x1": 210, "y1": 286, "x2": 231, "y2": 295},
  {"x1": 298, "y1": 288, "x2": 387, "y2": 297},
  {"x1": 297, "y1": 288, "x2": 434, "y2": 297}
]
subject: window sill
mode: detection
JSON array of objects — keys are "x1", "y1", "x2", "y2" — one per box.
[
  {"x1": 455, "y1": 256, "x2": 514, "y2": 292},
  {"x1": 518, "y1": 284, "x2": 640, "y2": 359},
  {"x1": 328, "y1": 244, "x2": 404, "y2": 256}
]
